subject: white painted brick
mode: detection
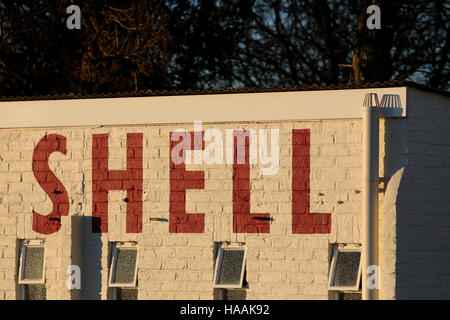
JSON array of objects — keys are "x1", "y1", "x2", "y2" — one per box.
[
  {"x1": 260, "y1": 271, "x2": 286, "y2": 283},
  {"x1": 0, "y1": 115, "x2": 414, "y2": 300}
]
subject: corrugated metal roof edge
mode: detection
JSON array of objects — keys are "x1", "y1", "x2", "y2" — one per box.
[{"x1": 0, "y1": 80, "x2": 448, "y2": 102}]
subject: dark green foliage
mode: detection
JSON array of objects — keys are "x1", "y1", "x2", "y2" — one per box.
[{"x1": 0, "y1": 0, "x2": 448, "y2": 97}]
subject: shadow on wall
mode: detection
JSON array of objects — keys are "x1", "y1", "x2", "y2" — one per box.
[
  {"x1": 386, "y1": 91, "x2": 450, "y2": 299},
  {"x1": 382, "y1": 117, "x2": 407, "y2": 300},
  {"x1": 71, "y1": 216, "x2": 102, "y2": 300}
]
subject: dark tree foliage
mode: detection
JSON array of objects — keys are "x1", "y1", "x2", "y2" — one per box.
[
  {"x1": 240, "y1": 0, "x2": 449, "y2": 88},
  {"x1": 0, "y1": 0, "x2": 448, "y2": 97}
]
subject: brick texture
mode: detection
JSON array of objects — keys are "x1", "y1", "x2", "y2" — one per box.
[
  {"x1": 2, "y1": 98, "x2": 444, "y2": 300},
  {"x1": 392, "y1": 89, "x2": 450, "y2": 299}
]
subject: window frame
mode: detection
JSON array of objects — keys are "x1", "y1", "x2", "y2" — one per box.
[
  {"x1": 108, "y1": 242, "x2": 139, "y2": 288},
  {"x1": 18, "y1": 240, "x2": 46, "y2": 285},
  {"x1": 327, "y1": 244, "x2": 362, "y2": 291},
  {"x1": 213, "y1": 243, "x2": 246, "y2": 289}
]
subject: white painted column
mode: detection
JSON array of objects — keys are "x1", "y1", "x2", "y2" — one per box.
[{"x1": 362, "y1": 93, "x2": 380, "y2": 300}]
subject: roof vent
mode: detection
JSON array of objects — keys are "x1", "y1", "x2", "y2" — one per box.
[
  {"x1": 380, "y1": 94, "x2": 403, "y2": 118},
  {"x1": 363, "y1": 93, "x2": 379, "y2": 108}
]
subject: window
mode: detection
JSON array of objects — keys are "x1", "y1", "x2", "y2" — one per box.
[
  {"x1": 21, "y1": 284, "x2": 47, "y2": 300},
  {"x1": 215, "y1": 288, "x2": 247, "y2": 300},
  {"x1": 112, "y1": 288, "x2": 138, "y2": 300},
  {"x1": 337, "y1": 291, "x2": 362, "y2": 300},
  {"x1": 213, "y1": 243, "x2": 247, "y2": 300},
  {"x1": 213, "y1": 242, "x2": 247, "y2": 300},
  {"x1": 213, "y1": 243, "x2": 246, "y2": 289},
  {"x1": 328, "y1": 244, "x2": 362, "y2": 299},
  {"x1": 18, "y1": 240, "x2": 46, "y2": 284},
  {"x1": 108, "y1": 242, "x2": 138, "y2": 300},
  {"x1": 18, "y1": 240, "x2": 46, "y2": 300}
]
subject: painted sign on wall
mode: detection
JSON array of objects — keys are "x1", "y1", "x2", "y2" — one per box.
[{"x1": 31, "y1": 126, "x2": 331, "y2": 236}]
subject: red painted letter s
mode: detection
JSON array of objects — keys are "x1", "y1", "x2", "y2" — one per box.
[{"x1": 32, "y1": 134, "x2": 70, "y2": 234}]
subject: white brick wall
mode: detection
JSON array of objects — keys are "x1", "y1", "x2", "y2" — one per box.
[
  {"x1": 393, "y1": 89, "x2": 450, "y2": 299},
  {"x1": 0, "y1": 119, "x2": 372, "y2": 300}
]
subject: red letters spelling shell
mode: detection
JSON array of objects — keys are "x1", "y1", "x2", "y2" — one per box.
[
  {"x1": 233, "y1": 130, "x2": 270, "y2": 233},
  {"x1": 92, "y1": 133, "x2": 143, "y2": 233},
  {"x1": 32, "y1": 134, "x2": 69, "y2": 234},
  {"x1": 169, "y1": 131, "x2": 205, "y2": 233},
  {"x1": 292, "y1": 129, "x2": 331, "y2": 234},
  {"x1": 30, "y1": 130, "x2": 331, "y2": 235}
]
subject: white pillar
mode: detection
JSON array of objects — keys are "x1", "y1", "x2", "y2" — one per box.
[{"x1": 362, "y1": 93, "x2": 380, "y2": 300}]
